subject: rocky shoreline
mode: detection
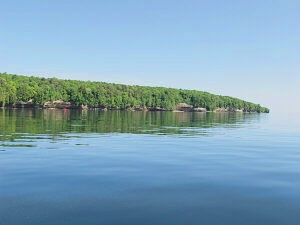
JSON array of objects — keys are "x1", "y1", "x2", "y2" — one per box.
[{"x1": 3, "y1": 100, "x2": 260, "y2": 113}]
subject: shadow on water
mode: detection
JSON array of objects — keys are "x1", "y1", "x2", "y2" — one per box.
[{"x1": 0, "y1": 109, "x2": 263, "y2": 145}]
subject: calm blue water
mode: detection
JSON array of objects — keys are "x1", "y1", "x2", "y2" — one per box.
[{"x1": 0, "y1": 109, "x2": 299, "y2": 225}]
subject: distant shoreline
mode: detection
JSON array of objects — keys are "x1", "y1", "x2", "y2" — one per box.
[
  {"x1": 0, "y1": 73, "x2": 269, "y2": 113},
  {"x1": 1, "y1": 102, "x2": 260, "y2": 113}
]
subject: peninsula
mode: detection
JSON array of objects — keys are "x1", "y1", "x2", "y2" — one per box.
[{"x1": 0, "y1": 73, "x2": 269, "y2": 113}]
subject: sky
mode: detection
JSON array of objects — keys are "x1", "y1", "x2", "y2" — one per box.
[{"x1": 1, "y1": 0, "x2": 299, "y2": 112}]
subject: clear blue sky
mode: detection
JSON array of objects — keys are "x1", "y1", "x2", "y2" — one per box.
[{"x1": 1, "y1": 0, "x2": 299, "y2": 112}]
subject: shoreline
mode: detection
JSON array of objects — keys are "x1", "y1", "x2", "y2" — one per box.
[
  {"x1": 1, "y1": 105, "x2": 261, "y2": 113},
  {"x1": 0, "y1": 100, "x2": 266, "y2": 113}
]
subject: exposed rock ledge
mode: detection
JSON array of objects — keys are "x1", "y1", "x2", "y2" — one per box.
[
  {"x1": 175, "y1": 103, "x2": 206, "y2": 112},
  {"x1": 12, "y1": 100, "x2": 37, "y2": 108},
  {"x1": 9, "y1": 100, "x2": 251, "y2": 113},
  {"x1": 44, "y1": 100, "x2": 77, "y2": 109},
  {"x1": 215, "y1": 108, "x2": 244, "y2": 113}
]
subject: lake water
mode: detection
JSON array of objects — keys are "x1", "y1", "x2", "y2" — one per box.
[{"x1": 0, "y1": 109, "x2": 299, "y2": 225}]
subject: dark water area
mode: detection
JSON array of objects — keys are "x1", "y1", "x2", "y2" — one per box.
[{"x1": 0, "y1": 109, "x2": 299, "y2": 225}]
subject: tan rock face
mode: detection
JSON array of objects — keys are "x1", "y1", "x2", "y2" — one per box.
[
  {"x1": 80, "y1": 105, "x2": 89, "y2": 110},
  {"x1": 175, "y1": 103, "x2": 193, "y2": 111},
  {"x1": 12, "y1": 100, "x2": 36, "y2": 108},
  {"x1": 215, "y1": 108, "x2": 228, "y2": 112},
  {"x1": 43, "y1": 101, "x2": 53, "y2": 108},
  {"x1": 192, "y1": 107, "x2": 206, "y2": 112},
  {"x1": 44, "y1": 100, "x2": 75, "y2": 109}
]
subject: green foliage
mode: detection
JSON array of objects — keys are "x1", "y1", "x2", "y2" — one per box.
[{"x1": 0, "y1": 72, "x2": 269, "y2": 113}]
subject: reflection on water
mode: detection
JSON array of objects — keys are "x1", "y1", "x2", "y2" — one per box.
[{"x1": 0, "y1": 109, "x2": 263, "y2": 145}]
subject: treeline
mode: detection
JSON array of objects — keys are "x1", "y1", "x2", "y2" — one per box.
[{"x1": 0, "y1": 73, "x2": 269, "y2": 112}]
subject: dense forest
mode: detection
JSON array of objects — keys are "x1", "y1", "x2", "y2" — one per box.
[{"x1": 0, "y1": 72, "x2": 269, "y2": 113}]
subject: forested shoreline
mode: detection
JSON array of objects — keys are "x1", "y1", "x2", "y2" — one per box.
[{"x1": 0, "y1": 73, "x2": 269, "y2": 113}]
